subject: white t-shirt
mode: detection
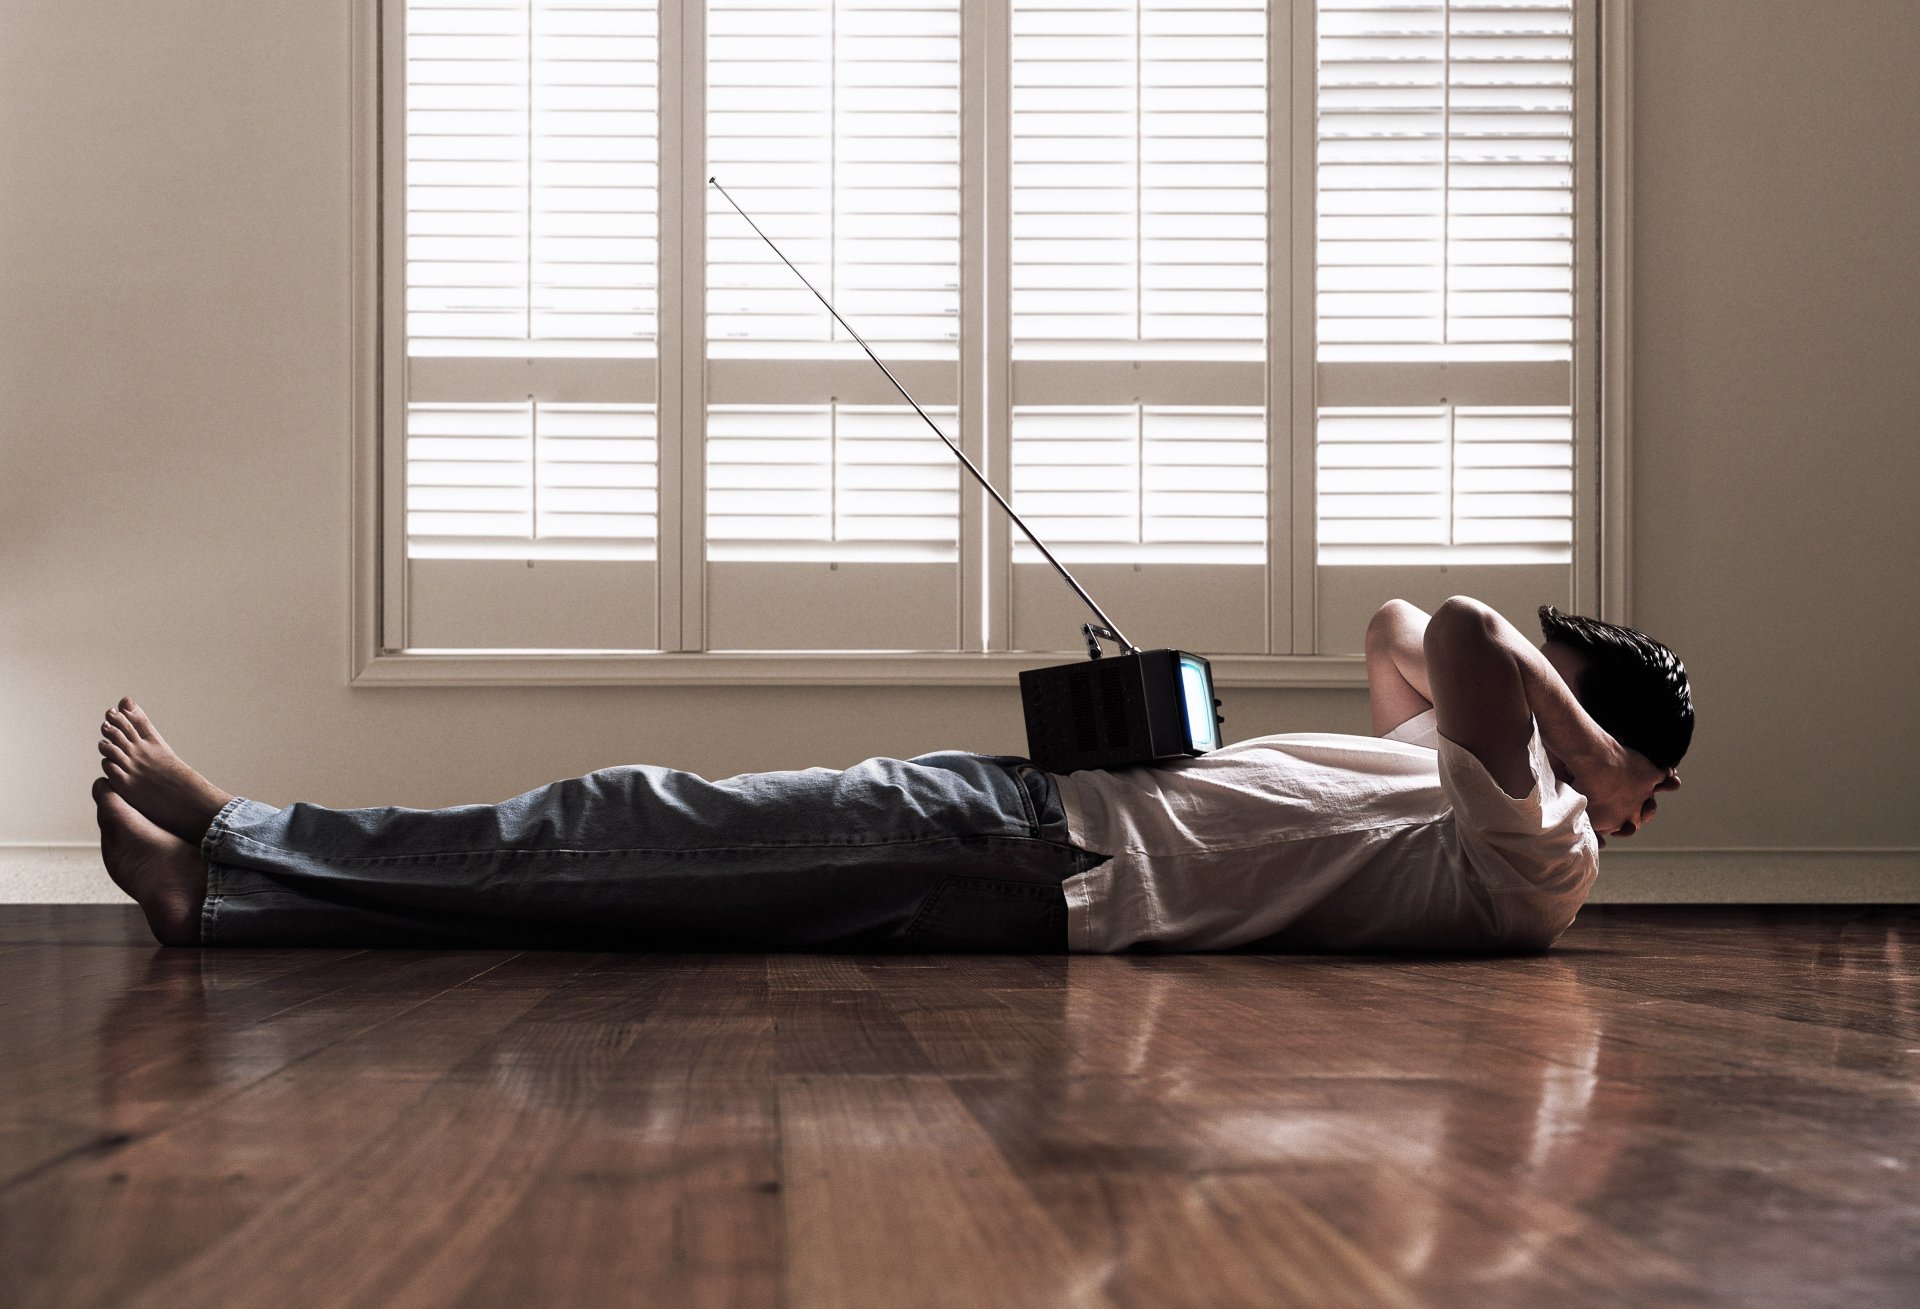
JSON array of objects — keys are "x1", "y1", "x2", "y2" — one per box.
[{"x1": 1052, "y1": 708, "x2": 1599, "y2": 954}]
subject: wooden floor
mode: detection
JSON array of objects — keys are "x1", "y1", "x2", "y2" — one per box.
[{"x1": 2, "y1": 906, "x2": 1915, "y2": 1309}]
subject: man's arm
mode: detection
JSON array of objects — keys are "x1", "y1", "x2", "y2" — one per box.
[
  {"x1": 1364, "y1": 599, "x2": 1434, "y2": 735},
  {"x1": 1423, "y1": 596, "x2": 1658, "y2": 833}
]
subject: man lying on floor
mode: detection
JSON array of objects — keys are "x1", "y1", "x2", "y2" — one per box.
[{"x1": 92, "y1": 596, "x2": 1691, "y2": 954}]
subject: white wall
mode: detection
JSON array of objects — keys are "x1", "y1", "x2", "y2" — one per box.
[
  {"x1": 3, "y1": 1, "x2": 1915, "y2": 901},
  {"x1": 1627, "y1": 0, "x2": 1920, "y2": 856}
]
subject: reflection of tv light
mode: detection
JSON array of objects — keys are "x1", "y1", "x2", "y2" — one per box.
[{"x1": 712, "y1": 178, "x2": 1225, "y2": 773}]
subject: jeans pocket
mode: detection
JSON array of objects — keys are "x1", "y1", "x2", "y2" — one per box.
[{"x1": 904, "y1": 876, "x2": 1069, "y2": 953}]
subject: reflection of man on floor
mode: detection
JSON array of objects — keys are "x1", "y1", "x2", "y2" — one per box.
[{"x1": 91, "y1": 597, "x2": 1690, "y2": 954}]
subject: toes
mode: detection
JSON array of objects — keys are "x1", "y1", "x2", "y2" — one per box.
[
  {"x1": 122, "y1": 699, "x2": 157, "y2": 740},
  {"x1": 98, "y1": 738, "x2": 131, "y2": 767},
  {"x1": 92, "y1": 777, "x2": 109, "y2": 805},
  {"x1": 103, "y1": 721, "x2": 134, "y2": 751}
]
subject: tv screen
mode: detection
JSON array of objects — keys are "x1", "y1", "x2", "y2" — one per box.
[{"x1": 1177, "y1": 654, "x2": 1218, "y2": 753}]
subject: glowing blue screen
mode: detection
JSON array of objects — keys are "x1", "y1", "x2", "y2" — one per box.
[{"x1": 1178, "y1": 655, "x2": 1217, "y2": 752}]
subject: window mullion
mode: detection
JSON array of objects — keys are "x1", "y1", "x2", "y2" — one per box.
[
  {"x1": 956, "y1": 0, "x2": 989, "y2": 651},
  {"x1": 380, "y1": 0, "x2": 410, "y2": 652},
  {"x1": 1282, "y1": 0, "x2": 1316, "y2": 653},
  {"x1": 981, "y1": 0, "x2": 1012, "y2": 652},
  {"x1": 667, "y1": 0, "x2": 705, "y2": 651}
]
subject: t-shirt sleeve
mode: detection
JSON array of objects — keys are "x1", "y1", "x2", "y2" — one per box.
[
  {"x1": 1382, "y1": 707, "x2": 1441, "y2": 749},
  {"x1": 1435, "y1": 721, "x2": 1599, "y2": 949}
]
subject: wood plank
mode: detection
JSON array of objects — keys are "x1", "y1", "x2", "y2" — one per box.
[
  {"x1": 0, "y1": 906, "x2": 1915, "y2": 1309},
  {"x1": 0, "y1": 949, "x2": 525, "y2": 1184},
  {"x1": 1, "y1": 952, "x2": 600, "y2": 1309},
  {"x1": 99, "y1": 968, "x2": 635, "y2": 1308},
  {"x1": 952, "y1": 1071, "x2": 1726, "y2": 1309},
  {"x1": 779, "y1": 1074, "x2": 1117, "y2": 1309},
  {"x1": 448, "y1": 1078, "x2": 786, "y2": 1309},
  {"x1": 437, "y1": 960, "x2": 793, "y2": 1308}
]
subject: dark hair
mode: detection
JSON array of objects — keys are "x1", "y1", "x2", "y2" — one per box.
[{"x1": 1538, "y1": 605, "x2": 1694, "y2": 771}]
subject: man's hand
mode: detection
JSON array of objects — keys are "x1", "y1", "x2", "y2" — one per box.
[
  {"x1": 1424, "y1": 597, "x2": 1679, "y2": 843},
  {"x1": 1568, "y1": 744, "x2": 1668, "y2": 843},
  {"x1": 1424, "y1": 595, "x2": 1679, "y2": 844}
]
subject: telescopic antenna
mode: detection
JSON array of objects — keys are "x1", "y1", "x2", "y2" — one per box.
[{"x1": 709, "y1": 176, "x2": 1137, "y2": 656}]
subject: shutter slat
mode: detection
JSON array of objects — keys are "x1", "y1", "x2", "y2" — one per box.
[
  {"x1": 704, "y1": 0, "x2": 962, "y2": 566},
  {"x1": 1316, "y1": 404, "x2": 1572, "y2": 563},
  {"x1": 1315, "y1": 0, "x2": 1577, "y2": 566},
  {"x1": 405, "y1": 401, "x2": 658, "y2": 559},
  {"x1": 706, "y1": 0, "x2": 960, "y2": 351},
  {"x1": 406, "y1": 0, "x2": 659, "y2": 353},
  {"x1": 1011, "y1": 406, "x2": 1265, "y2": 564},
  {"x1": 1012, "y1": 0, "x2": 1266, "y2": 349},
  {"x1": 1010, "y1": 1, "x2": 1268, "y2": 568},
  {"x1": 705, "y1": 404, "x2": 960, "y2": 561},
  {"x1": 1317, "y1": 0, "x2": 1574, "y2": 361}
]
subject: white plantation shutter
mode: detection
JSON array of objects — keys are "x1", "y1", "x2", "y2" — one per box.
[
  {"x1": 401, "y1": 0, "x2": 660, "y2": 649},
  {"x1": 1010, "y1": 2, "x2": 1266, "y2": 351},
  {"x1": 706, "y1": 0, "x2": 960, "y2": 350},
  {"x1": 1010, "y1": 407, "x2": 1266, "y2": 562},
  {"x1": 1316, "y1": 405, "x2": 1571, "y2": 560},
  {"x1": 703, "y1": 0, "x2": 963, "y2": 650},
  {"x1": 406, "y1": 402, "x2": 657, "y2": 555},
  {"x1": 1007, "y1": 0, "x2": 1269, "y2": 656},
  {"x1": 380, "y1": 1, "x2": 1604, "y2": 664},
  {"x1": 706, "y1": 404, "x2": 959, "y2": 561},
  {"x1": 405, "y1": 3, "x2": 529, "y2": 345},
  {"x1": 529, "y1": 3, "x2": 660, "y2": 343},
  {"x1": 1316, "y1": 0, "x2": 1572, "y2": 359},
  {"x1": 1312, "y1": 0, "x2": 1584, "y2": 651},
  {"x1": 407, "y1": 0, "x2": 658, "y2": 348}
]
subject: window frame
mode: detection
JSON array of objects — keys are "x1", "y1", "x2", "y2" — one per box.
[{"x1": 350, "y1": 0, "x2": 1630, "y2": 688}]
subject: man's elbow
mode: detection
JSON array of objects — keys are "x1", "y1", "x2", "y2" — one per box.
[
  {"x1": 1365, "y1": 598, "x2": 1422, "y2": 655},
  {"x1": 1425, "y1": 596, "x2": 1498, "y2": 660},
  {"x1": 1364, "y1": 602, "x2": 1396, "y2": 655}
]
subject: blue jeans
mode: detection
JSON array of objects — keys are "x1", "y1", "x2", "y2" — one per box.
[{"x1": 197, "y1": 751, "x2": 1108, "y2": 952}]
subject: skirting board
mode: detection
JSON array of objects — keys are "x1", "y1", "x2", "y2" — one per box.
[
  {"x1": 1585, "y1": 849, "x2": 1920, "y2": 904},
  {"x1": 0, "y1": 840, "x2": 128, "y2": 902},
  {"x1": 1, "y1": 845, "x2": 129, "y2": 904},
  {"x1": 4, "y1": 843, "x2": 1916, "y2": 908}
]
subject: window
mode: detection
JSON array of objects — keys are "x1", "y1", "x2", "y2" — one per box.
[
  {"x1": 363, "y1": 0, "x2": 1608, "y2": 679},
  {"x1": 1006, "y1": 0, "x2": 1270, "y2": 656},
  {"x1": 703, "y1": 0, "x2": 964, "y2": 649},
  {"x1": 1312, "y1": 0, "x2": 1590, "y2": 648}
]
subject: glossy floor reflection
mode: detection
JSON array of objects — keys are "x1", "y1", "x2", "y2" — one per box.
[{"x1": 1, "y1": 906, "x2": 1915, "y2": 1308}]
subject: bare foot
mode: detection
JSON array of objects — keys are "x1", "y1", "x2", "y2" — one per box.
[
  {"x1": 95, "y1": 778, "x2": 207, "y2": 947},
  {"x1": 98, "y1": 697, "x2": 233, "y2": 845}
]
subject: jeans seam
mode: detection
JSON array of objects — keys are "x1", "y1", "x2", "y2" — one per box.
[
  {"x1": 199, "y1": 862, "x2": 222, "y2": 946},
  {"x1": 201, "y1": 795, "x2": 250, "y2": 859},
  {"x1": 904, "y1": 876, "x2": 1068, "y2": 941},
  {"x1": 1012, "y1": 764, "x2": 1041, "y2": 835},
  {"x1": 903, "y1": 881, "x2": 949, "y2": 936},
  {"x1": 217, "y1": 828, "x2": 1066, "y2": 866}
]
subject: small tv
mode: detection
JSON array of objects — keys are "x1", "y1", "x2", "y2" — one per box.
[{"x1": 1019, "y1": 647, "x2": 1222, "y2": 773}]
